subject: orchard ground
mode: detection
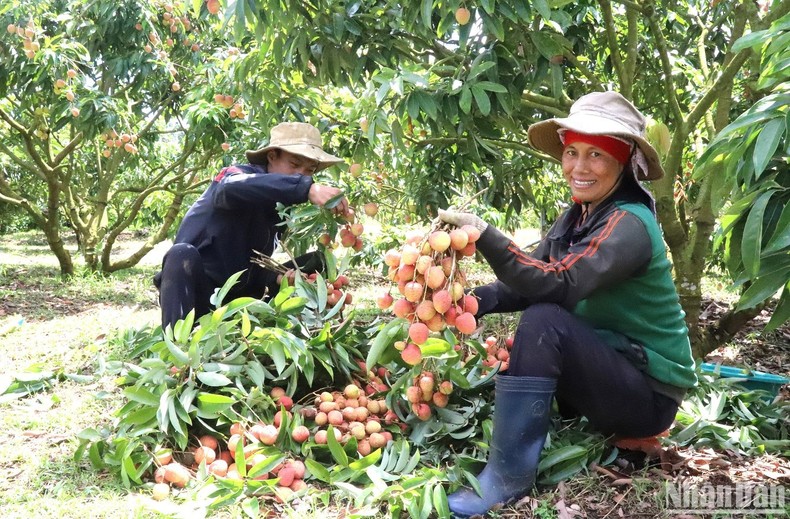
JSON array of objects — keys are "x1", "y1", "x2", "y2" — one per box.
[{"x1": 0, "y1": 228, "x2": 787, "y2": 519}]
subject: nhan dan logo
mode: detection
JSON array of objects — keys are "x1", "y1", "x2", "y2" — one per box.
[{"x1": 665, "y1": 479, "x2": 787, "y2": 515}]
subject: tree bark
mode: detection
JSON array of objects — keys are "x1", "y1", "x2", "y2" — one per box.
[{"x1": 694, "y1": 304, "x2": 765, "y2": 359}]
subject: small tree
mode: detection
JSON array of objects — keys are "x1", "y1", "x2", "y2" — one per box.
[
  {"x1": 693, "y1": 12, "x2": 790, "y2": 353},
  {"x1": 0, "y1": 0, "x2": 242, "y2": 274}
]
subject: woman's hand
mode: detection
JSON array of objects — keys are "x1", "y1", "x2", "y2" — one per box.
[{"x1": 438, "y1": 209, "x2": 488, "y2": 232}]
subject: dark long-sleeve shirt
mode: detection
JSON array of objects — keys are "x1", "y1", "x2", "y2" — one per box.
[{"x1": 173, "y1": 163, "x2": 313, "y2": 293}]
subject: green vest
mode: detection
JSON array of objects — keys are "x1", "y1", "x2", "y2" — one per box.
[{"x1": 573, "y1": 202, "x2": 697, "y2": 389}]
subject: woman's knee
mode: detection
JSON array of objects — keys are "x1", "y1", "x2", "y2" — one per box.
[
  {"x1": 508, "y1": 304, "x2": 570, "y2": 376},
  {"x1": 518, "y1": 303, "x2": 569, "y2": 329}
]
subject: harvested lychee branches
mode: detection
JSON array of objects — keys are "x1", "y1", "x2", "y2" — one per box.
[
  {"x1": 372, "y1": 220, "x2": 488, "y2": 422},
  {"x1": 251, "y1": 251, "x2": 289, "y2": 274},
  {"x1": 379, "y1": 222, "x2": 482, "y2": 344}
]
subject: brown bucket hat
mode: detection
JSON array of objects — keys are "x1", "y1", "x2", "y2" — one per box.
[
  {"x1": 527, "y1": 91, "x2": 664, "y2": 180},
  {"x1": 245, "y1": 122, "x2": 344, "y2": 172}
]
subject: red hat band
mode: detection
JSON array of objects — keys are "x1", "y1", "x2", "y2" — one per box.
[{"x1": 563, "y1": 130, "x2": 633, "y2": 164}]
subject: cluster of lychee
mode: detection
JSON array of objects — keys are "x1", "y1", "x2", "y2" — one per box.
[
  {"x1": 150, "y1": 388, "x2": 308, "y2": 501},
  {"x1": 210, "y1": 93, "x2": 245, "y2": 119},
  {"x1": 100, "y1": 129, "x2": 139, "y2": 157},
  {"x1": 298, "y1": 381, "x2": 399, "y2": 457},
  {"x1": 337, "y1": 223, "x2": 364, "y2": 251},
  {"x1": 158, "y1": 4, "x2": 192, "y2": 36},
  {"x1": 480, "y1": 335, "x2": 514, "y2": 373},
  {"x1": 52, "y1": 69, "x2": 80, "y2": 108},
  {"x1": 7, "y1": 20, "x2": 40, "y2": 60},
  {"x1": 404, "y1": 371, "x2": 454, "y2": 421},
  {"x1": 378, "y1": 224, "x2": 482, "y2": 361}
]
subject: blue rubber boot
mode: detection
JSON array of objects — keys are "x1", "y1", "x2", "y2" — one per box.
[{"x1": 448, "y1": 374, "x2": 556, "y2": 517}]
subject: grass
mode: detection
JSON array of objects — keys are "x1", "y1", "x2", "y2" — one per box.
[{"x1": 0, "y1": 229, "x2": 787, "y2": 519}]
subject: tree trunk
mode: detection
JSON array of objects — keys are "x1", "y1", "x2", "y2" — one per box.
[
  {"x1": 693, "y1": 304, "x2": 765, "y2": 359},
  {"x1": 42, "y1": 217, "x2": 74, "y2": 276}
]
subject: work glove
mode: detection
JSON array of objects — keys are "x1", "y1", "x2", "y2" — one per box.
[{"x1": 438, "y1": 208, "x2": 488, "y2": 233}]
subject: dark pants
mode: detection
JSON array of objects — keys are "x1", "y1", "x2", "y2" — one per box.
[
  {"x1": 154, "y1": 244, "x2": 324, "y2": 330},
  {"x1": 507, "y1": 303, "x2": 678, "y2": 438}
]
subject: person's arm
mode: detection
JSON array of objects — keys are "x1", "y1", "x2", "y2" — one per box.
[
  {"x1": 469, "y1": 280, "x2": 531, "y2": 317},
  {"x1": 212, "y1": 166, "x2": 314, "y2": 210},
  {"x1": 476, "y1": 209, "x2": 653, "y2": 309}
]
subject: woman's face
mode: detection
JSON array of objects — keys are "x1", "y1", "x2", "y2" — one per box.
[{"x1": 561, "y1": 140, "x2": 624, "y2": 209}]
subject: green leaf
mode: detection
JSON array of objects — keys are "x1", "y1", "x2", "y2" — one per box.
[
  {"x1": 471, "y1": 85, "x2": 491, "y2": 116},
  {"x1": 475, "y1": 81, "x2": 508, "y2": 93},
  {"x1": 242, "y1": 497, "x2": 259, "y2": 519},
  {"x1": 163, "y1": 333, "x2": 189, "y2": 367},
  {"x1": 196, "y1": 372, "x2": 233, "y2": 387},
  {"x1": 305, "y1": 458, "x2": 331, "y2": 483},
  {"x1": 420, "y1": 0, "x2": 432, "y2": 29},
  {"x1": 366, "y1": 318, "x2": 406, "y2": 371},
  {"x1": 273, "y1": 285, "x2": 295, "y2": 308},
  {"x1": 124, "y1": 387, "x2": 159, "y2": 406},
  {"x1": 420, "y1": 337, "x2": 454, "y2": 358},
  {"x1": 765, "y1": 285, "x2": 789, "y2": 332},
  {"x1": 732, "y1": 29, "x2": 772, "y2": 52},
  {"x1": 241, "y1": 311, "x2": 251, "y2": 338},
  {"x1": 213, "y1": 270, "x2": 245, "y2": 307},
  {"x1": 741, "y1": 190, "x2": 774, "y2": 277},
  {"x1": 433, "y1": 483, "x2": 450, "y2": 519},
  {"x1": 537, "y1": 445, "x2": 587, "y2": 472},
  {"x1": 533, "y1": 0, "x2": 552, "y2": 20},
  {"x1": 326, "y1": 425, "x2": 349, "y2": 467},
  {"x1": 270, "y1": 342, "x2": 287, "y2": 374},
  {"x1": 737, "y1": 265, "x2": 790, "y2": 310},
  {"x1": 248, "y1": 453, "x2": 285, "y2": 479},
  {"x1": 197, "y1": 392, "x2": 236, "y2": 416},
  {"x1": 279, "y1": 296, "x2": 308, "y2": 315},
  {"x1": 764, "y1": 202, "x2": 790, "y2": 254},
  {"x1": 467, "y1": 61, "x2": 496, "y2": 81},
  {"x1": 539, "y1": 457, "x2": 587, "y2": 484},
  {"x1": 530, "y1": 31, "x2": 563, "y2": 59},
  {"x1": 173, "y1": 310, "x2": 195, "y2": 344},
  {"x1": 349, "y1": 448, "x2": 382, "y2": 470},
  {"x1": 752, "y1": 118, "x2": 785, "y2": 178},
  {"x1": 157, "y1": 389, "x2": 172, "y2": 433},
  {"x1": 459, "y1": 87, "x2": 472, "y2": 114}
]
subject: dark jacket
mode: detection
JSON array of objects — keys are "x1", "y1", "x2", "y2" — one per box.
[{"x1": 172, "y1": 163, "x2": 313, "y2": 294}]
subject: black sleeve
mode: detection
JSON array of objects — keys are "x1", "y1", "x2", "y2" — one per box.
[
  {"x1": 212, "y1": 168, "x2": 314, "y2": 211},
  {"x1": 476, "y1": 209, "x2": 653, "y2": 309},
  {"x1": 470, "y1": 280, "x2": 531, "y2": 317}
]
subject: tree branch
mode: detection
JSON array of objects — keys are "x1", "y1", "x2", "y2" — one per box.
[
  {"x1": 562, "y1": 52, "x2": 605, "y2": 92},
  {"x1": 643, "y1": 1, "x2": 683, "y2": 123},
  {"x1": 598, "y1": 0, "x2": 626, "y2": 84},
  {"x1": 621, "y1": 7, "x2": 639, "y2": 98}
]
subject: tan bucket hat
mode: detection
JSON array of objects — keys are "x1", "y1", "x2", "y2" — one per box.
[
  {"x1": 527, "y1": 91, "x2": 664, "y2": 180},
  {"x1": 245, "y1": 122, "x2": 344, "y2": 172}
]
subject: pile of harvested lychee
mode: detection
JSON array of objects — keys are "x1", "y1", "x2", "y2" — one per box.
[{"x1": 150, "y1": 382, "x2": 399, "y2": 501}]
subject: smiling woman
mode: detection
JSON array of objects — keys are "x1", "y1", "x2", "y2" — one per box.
[
  {"x1": 437, "y1": 91, "x2": 696, "y2": 517},
  {"x1": 561, "y1": 137, "x2": 626, "y2": 217}
]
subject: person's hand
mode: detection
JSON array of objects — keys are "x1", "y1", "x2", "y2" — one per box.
[
  {"x1": 438, "y1": 208, "x2": 488, "y2": 232},
  {"x1": 309, "y1": 183, "x2": 349, "y2": 216}
]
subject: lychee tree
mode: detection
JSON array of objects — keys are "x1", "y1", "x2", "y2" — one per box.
[
  {"x1": 0, "y1": 0, "x2": 261, "y2": 275},
  {"x1": 219, "y1": 0, "x2": 790, "y2": 356}
]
